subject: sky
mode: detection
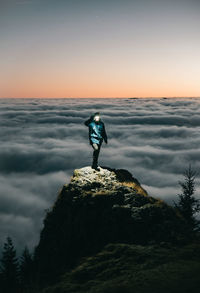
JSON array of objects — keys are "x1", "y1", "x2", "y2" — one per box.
[
  {"x1": 0, "y1": 97, "x2": 200, "y2": 256},
  {"x1": 0, "y1": 0, "x2": 200, "y2": 98}
]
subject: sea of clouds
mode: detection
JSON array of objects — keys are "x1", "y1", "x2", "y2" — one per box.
[{"x1": 0, "y1": 97, "x2": 200, "y2": 255}]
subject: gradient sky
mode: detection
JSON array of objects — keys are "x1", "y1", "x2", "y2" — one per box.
[{"x1": 1, "y1": 0, "x2": 200, "y2": 98}]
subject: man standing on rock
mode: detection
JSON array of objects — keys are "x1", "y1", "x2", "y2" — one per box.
[{"x1": 84, "y1": 112, "x2": 108, "y2": 171}]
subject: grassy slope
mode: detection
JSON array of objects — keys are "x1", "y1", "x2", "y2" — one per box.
[{"x1": 42, "y1": 239, "x2": 200, "y2": 293}]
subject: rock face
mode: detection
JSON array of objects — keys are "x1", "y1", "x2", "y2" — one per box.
[
  {"x1": 34, "y1": 166, "x2": 189, "y2": 287},
  {"x1": 70, "y1": 166, "x2": 148, "y2": 196}
]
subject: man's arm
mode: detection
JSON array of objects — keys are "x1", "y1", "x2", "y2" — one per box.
[
  {"x1": 89, "y1": 123, "x2": 93, "y2": 145},
  {"x1": 102, "y1": 123, "x2": 108, "y2": 144},
  {"x1": 84, "y1": 115, "x2": 94, "y2": 127}
]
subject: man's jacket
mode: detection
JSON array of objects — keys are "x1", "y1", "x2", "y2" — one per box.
[{"x1": 84, "y1": 115, "x2": 107, "y2": 145}]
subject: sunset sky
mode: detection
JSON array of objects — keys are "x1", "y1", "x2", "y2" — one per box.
[{"x1": 1, "y1": 0, "x2": 200, "y2": 98}]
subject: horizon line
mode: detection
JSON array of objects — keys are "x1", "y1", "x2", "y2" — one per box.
[{"x1": 1, "y1": 96, "x2": 200, "y2": 99}]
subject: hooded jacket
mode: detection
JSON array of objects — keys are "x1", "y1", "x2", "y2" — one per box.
[{"x1": 84, "y1": 114, "x2": 108, "y2": 145}]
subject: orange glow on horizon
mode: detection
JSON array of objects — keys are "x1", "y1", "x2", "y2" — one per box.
[
  {"x1": 1, "y1": 49, "x2": 200, "y2": 99},
  {"x1": 1, "y1": 60, "x2": 200, "y2": 98},
  {"x1": 1, "y1": 77, "x2": 199, "y2": 99}
]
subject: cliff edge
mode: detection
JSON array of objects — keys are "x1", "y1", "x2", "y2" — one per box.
[{"x1": 34, "y1": 166, "x2": 189, "y2": 287}]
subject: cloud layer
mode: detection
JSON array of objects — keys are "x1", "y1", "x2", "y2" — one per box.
[{"x1": 0, "y1": 97, "x2": 200, "y2": 255}]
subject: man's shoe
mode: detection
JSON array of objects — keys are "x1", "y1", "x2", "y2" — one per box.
[{"x1": 92, "y1": 165, "x2": 100, "y2": 171}]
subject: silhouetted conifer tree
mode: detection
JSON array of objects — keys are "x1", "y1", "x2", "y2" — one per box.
[
  {"x1": 174, "y1": 164, "x2": 200, "y2": 232},
  {"x1": 19, "y1": 246, "x2": 34, "y2": 292},
  {"x1": 0, "y1": 236, "x2": 19, "y2": 293}
]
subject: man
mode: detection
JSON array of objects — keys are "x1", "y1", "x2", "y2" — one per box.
[{"x1": 84, "y1": 112, "x2": 108, "y2": 171}]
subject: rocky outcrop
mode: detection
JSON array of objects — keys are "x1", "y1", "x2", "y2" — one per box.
[{"x1": 33, "y1": 166, "x2": 189, "y2": 287}]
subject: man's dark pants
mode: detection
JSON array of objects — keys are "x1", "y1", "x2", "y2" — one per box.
[{"x1": 91, "y1": 140, "x2": 102, "y2": 168}]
